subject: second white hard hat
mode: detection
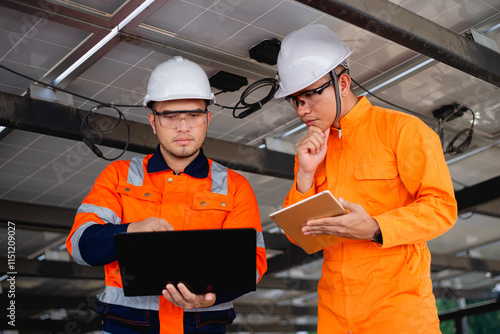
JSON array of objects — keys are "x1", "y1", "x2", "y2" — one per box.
[
  {"x1": 274, "y1": 25, "x2": 353, "y2": 98},
  {"x1": 143, "y1": 56, "x2": 215, "y2": 110}
]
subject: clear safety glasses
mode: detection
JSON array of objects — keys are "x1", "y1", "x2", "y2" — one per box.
[
  {"x1": 285, "y1": 69, "x2": 347, "y2": 109},
  {"x1": 153, "y1": 110, "x2": 207, "y2": 129},
  {"x1": 285, "y1": 80, "x2": 333, "y2": 109}
]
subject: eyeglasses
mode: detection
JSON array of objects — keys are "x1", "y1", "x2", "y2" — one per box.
[
  {"x1": 153, "y1": 110, "x2": 207, "y2": 129},
  {"x1": 285, "y1": 80, "x2": 333, "y2": 109},
  {"x1": 285, "y1": 69, "x2": 348, "y2": 109}
]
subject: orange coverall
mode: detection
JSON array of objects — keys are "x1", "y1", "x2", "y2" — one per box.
[
  {"x1": 66, "y1": 148, "x2": 267, "y2": 334},
  {"x1": 284, "y1": 96, "x2": 457, "y2": 333}
]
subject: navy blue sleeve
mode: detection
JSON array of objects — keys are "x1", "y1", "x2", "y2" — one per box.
[{"x1": 79, "y1": 223, "x2": 129, "y2": 266}]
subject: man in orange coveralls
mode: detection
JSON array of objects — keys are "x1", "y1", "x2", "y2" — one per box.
[
  {"x1": 274, "y1": 25, "x2": 457, "y2": 333},
  {"x1": 66, "y1": 56, "x2": 267, "y2": 334}
]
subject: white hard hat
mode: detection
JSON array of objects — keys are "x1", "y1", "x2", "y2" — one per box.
[
  {"x1": 143, "y1": 56, "x2": 215, "y2": 110},
  {"x1": 274, "y1": 25, "x2": 353, "y2": 98}
]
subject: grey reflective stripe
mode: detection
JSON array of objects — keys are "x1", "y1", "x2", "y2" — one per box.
[
  {"x1": 183, "y1": 301, "x2": 234, "y2": 313},
  {"x1": 70, "y1": 221, "x2": 97, "y2": 266},
  {"x1": 99, "y1": 285, "x2": 160, "y2": 311},
  {"x1": 77, "y1": 203, "x2": 121, "y2": 225},
  {"x1": 256, "y1": 231, "x2": 265, "y2": 282},
  {"x1": 256, "y1": 230, "x2": 265, "y2": 249},
  {"x1": 210, "y1": 161, "x2": 228, "y2": 195},
  {"x1": 127, "y1": 156, "x2": 146, "y2": 186}
]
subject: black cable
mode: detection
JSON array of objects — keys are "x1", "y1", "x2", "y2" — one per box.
[
  {"x1": 350, "y1": 76, "x2": 421, "y2": 116},
  {"x1": 214, "y1": 78, "x2": 278, "y2": 119},
  {"x1": 81, "y1": 104, "x2": 130, "y2": 161},
  {"x1": 0, "y1": 64, "x2": 142, "y2": 108},
  {"x1": 351, "y1": 75, "x2": 476, "y2": 155},
  {"x1": 445, "y1": 107, "x2": 475, "y2": 155},
  {"x1": 1, "y1": 63, "x2": 133, "y2": 161}
]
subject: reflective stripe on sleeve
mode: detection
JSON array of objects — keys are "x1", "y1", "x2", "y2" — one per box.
[
  {"x1": 77, "y1": 203, "x2": 122, "y2": 225},
  {"x1": 210, "y1": 161, "x2": 228, "y2": 195},
  {"x1": 98, "y1": 285, "x2": 160, "y2": 311},
  {"x1": 127, "y1": 156, "x2": 146, "y2": 186},
  {"x1": 70, "y1": 221, "x2": 98, "y2": 266},
  {"x1": 256, "y1": 230, "x2": 265, "y2": 248}
]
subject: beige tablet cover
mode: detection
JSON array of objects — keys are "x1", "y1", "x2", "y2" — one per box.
[{"x1": 269, "y1": 190, "x2": 347, "y2": 254}]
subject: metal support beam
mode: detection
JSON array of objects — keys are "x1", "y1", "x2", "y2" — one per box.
[
  {"x1": 296, "y1": 0, "x2": 500, "y2": 88},
  {"x1": 119, "y1": 31, "x2": 277, "y2": 80},
  {"x1": 0, "y1": 294, "x2": 98, "y2": 312},
  {"x1": 258, "y1": 276, "x2": 319, "y2": 291},
  {"x1": 432, "y1": 254, "x2": 500, "y2": 276},
  {"x1": 0, "y1": 91, "x2": 295, "y2": 179},
  {"x1": 0, "y1": 256, "x2": 103, "y2": 280},
  {"x1": 266, "y1": 244, "x2": 323, "y2": 274},
  {"x1": 438, "y1": 298, "x2": 500, "y2": 322},
  {"x1": 455, "y1": 175, "x2": 500, "y2": 213},
  {"x1": 0, "y1": 199, "x2": 76, "y2": 232}
]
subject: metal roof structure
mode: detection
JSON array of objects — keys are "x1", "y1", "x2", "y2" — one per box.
[{"x1": 1, "y1": 1, "x2": 500, "y2": 333}]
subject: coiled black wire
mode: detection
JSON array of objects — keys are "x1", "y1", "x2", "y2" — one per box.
[
  {"x1": 81, "y1": 104, "x2": 130, "y2": 161},
  {"x1": 215, "y1": 78, "x2": 278, "y2": 119},
  {"x1": 0, "y1": 64, "x2": 134, "y2": 161}
]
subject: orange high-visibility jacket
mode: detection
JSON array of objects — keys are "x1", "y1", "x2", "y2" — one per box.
[
  {"x1": 66, "y1": 148, "x2": 267, "y2": 334},
  {"x1": 284, "y1": 97, "x2": 457, "y2": 333}
]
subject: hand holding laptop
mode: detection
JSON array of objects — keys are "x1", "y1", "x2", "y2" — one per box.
[{"x1": 163, "y1": 282, "x2": 216, "y2": 309}]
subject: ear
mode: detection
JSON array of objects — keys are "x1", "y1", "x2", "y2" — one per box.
[
  {"x1": 206, "y1": 111, "x2": 212, "y2": 126},
  {"x1": 148, "y1": 113, "x2": 157, "y2": 135},
  {"x1": 339, "y1": 74, "x2": 351, "y2": 97}
]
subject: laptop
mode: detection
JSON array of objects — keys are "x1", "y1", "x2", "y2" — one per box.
[
  {"x1": 114, "y1": 228, "x2": 257, "y2": 296},
  {"x1": 269, "y1": 190, "x2": 347, "y2": 254}
]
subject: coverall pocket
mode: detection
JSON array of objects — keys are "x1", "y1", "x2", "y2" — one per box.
[
  {"x1": 354, "y1": 162, "x2": 399, "y2": 214},
  {"x1": 96, "y1": 300, "x2": 160, "y2": 329},
  {"x1": 190, "y1": 192, "x2": 233, "y2": 229},
  {"x1": 117, "y1": 183, "x2": 161, "y2": 223}
]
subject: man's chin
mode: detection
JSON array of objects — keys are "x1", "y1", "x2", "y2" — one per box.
[{"x1": 171, "y1": 147, "x2": 197, "y2": 159}]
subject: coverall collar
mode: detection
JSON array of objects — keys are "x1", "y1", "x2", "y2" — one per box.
[
  {"x1": 337, "y1": 95, "x2": 371, "y2": 129},
  {"x1": 147, "y1": 145, "x2": 210, "y2": 178}
]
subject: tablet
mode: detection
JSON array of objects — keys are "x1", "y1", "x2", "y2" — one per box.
[
  {"x1": 269, "y1": 190, "x2": 347, "y2": 254},
  {"x1": 114, "y1": 228, "x2": 257, "y2": 296}
]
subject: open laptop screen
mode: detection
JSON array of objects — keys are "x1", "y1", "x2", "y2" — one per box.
[{"x1": 114, "y1": 228, "x2": 257, "y2": 296}]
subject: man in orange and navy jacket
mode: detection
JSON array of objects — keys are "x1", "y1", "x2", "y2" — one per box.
[{"x1": 66, "y1": 56, "x2": 267, "y2": 334}]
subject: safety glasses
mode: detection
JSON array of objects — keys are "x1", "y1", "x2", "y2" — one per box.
[
  {"x1": 285, "y1": 80, "x2": 333, "y2": 109},
  {"x1": 153, "y1": 110, "x2": 207, "y2": 129},
  {"x1": 285, "y1": 69, "x2": 348, "y2": 109}
]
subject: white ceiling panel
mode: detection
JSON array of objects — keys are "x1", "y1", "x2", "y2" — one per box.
[
  {"x1": 433, "y1": 1, "x2": 499, "y2": 33},
  {"x1": 251, "y1": 1, "x2": 323, "y2": 37},
  {"x1": 214, "y1": 0, "x2": 284, "y2": 24},
  {"x1": 178, "y1": 10, "x2": 248, "y2": 46},
  {"x1": 144, "y1": 0, "x2": 207, "y2": 33}
]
